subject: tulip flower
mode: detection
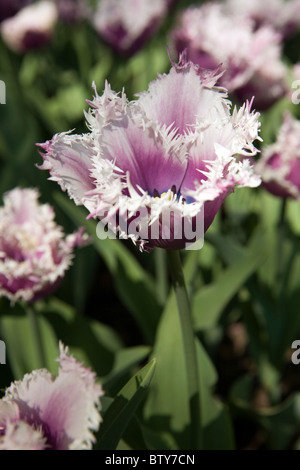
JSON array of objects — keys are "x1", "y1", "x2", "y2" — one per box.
[
  {"x1": 226, "y1": 0, "x2": 300, "y2": 38},
  {"x1": 93, "y1": 0, "x2": 168, "y2": 56},
  {"x1": 38, "y1": 52, "x2": 261, "y2": 251},
  {"x1": 0, "y1": 343, "x2": 103, "y2": 450},
  {"x1": 171, "y1": 3, "x2": 287, "y2": 110},
  {"x1": 0, "y1": 187, "x2": 87, "y2": 303},
  {"x1": 256, "y1": 113, "x2": 300, "y2": 199},
  {"x1": 1, "y1": 1, "x2": 58, "y2": 53}
]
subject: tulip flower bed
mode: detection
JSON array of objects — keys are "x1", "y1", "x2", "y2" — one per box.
[{"x1": 1, "y1": 0, "x2": 300, "y2": 451}]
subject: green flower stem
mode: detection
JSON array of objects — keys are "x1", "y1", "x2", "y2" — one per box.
[
  {"x1": 167, "y1": 250, "x2": 202, "y2": 450},
  {"x1": 26, "y1": 304, "x2": 46, "y2": 369},
  {"x1": 155, "y1": 248, "x2": 168, "y2": 306},
  {"x1": 276, "y1": 198, "x2": 287, "y2": 292},
  {"x1": 266, "y1": 198, "x2": 288, "y2": 404}
]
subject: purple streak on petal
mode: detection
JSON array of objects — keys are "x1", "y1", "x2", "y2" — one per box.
[
  {"x1": 7, "y1": 345, "x2": 102, "y2": 450},
  {"x1": 32, "y1": 374, "x2": 90, "y2": 450},
  {"x1": 101, "y1": 117, "x2": 186, "y2": 195},
  {"x1": 138, "y1": 60, "x2": 222, "y2": 136}
]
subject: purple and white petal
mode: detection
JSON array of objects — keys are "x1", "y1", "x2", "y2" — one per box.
[
  {"x1": 0, "y1": 188, "x2": 87, "y2": 302},
  {"x1": 2, "y1": 343, "x2": 103, "y2": 450},
  {"x1": 171, "y1": 3, "x2": 287, "y2": 110},
  {"x1": 226, "y1": 0, "x2": 300, "y2": 37},
  {"x1": 39, "y1": 53, "x2": 261, "y2": 251},
  {"x1": 38, "y1": 132, "x2": 97, "y2": 209},
  {"x1": 1, "y1": 1, "x2": 58, "y2": 53},
  {"x1": 137, "y1": 53, "x2": 227, "y2": 136},
  {"x1": 0, "y1": 421, "x2": 47, "y2": 450},
  {"x1": 92, "y1": 0, "x2": 167, "y2": 56},
  {"x1": 256, "y1": 113, "x2": 300, "y2": 199}
]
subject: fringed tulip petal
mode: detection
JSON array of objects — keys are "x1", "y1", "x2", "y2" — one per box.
[
  {"x1": 0, "y1": 188, "x2": 88, "y2": 302},
  {"x1": 0, "y1": 343, "x2": 103, "y2": 450},
  {"x1": 171, "y1": 3, "x2": 287, "y2": 110},
  {"x1": 39, "y1": 54, "x2": 261, "y2": 251},
  {"x1": 256, "y1": 113, "x2": 300, "y2": 199}
]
